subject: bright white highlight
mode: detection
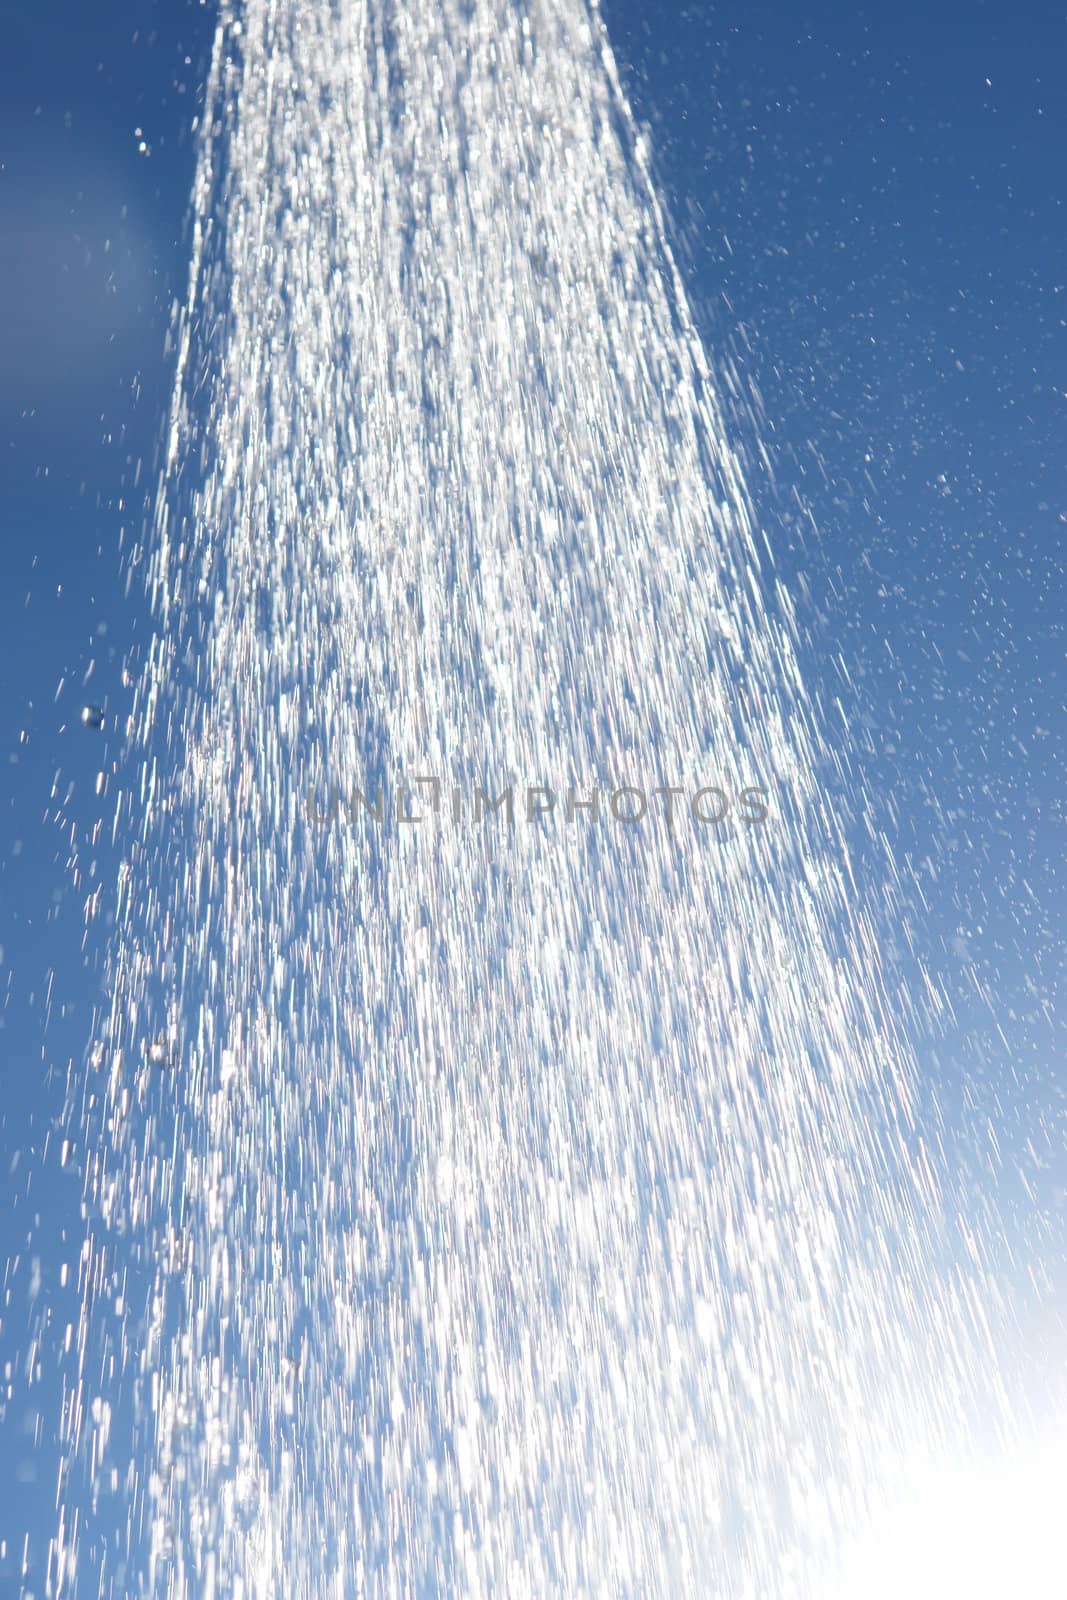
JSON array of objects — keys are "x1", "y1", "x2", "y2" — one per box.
[{"x1": 831, "y1": 1432, "x2": 1067, "y2": 1600}]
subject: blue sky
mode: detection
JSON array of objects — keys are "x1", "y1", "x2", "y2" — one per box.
[
  {"x1": 608, "y1": 4, "x2": 1066, "y2": 1370},
  {"x1": 1, "y1": 0, "x2": 1064, "y2": 1587}
]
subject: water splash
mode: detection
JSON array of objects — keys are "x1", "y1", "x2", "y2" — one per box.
[{"x1": 55, "y1": 2, "x2": 1001, "y2": 1594}]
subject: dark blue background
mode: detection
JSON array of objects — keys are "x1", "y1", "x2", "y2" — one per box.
[{"x1": 1, "y1": 0, "x2": 1064, "y2": 1586}]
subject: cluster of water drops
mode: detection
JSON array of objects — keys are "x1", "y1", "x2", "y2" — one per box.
[{"x1": 52, "y1": 2, "x2": 1000, "y2": 1595}]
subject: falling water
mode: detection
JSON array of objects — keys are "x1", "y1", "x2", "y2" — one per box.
[{"x1": 54, "y1": 2, "x2": 1002, "y2": 1594}]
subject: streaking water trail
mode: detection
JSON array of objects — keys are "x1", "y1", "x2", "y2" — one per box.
[{"x1": 55, "y1": 2, "x2": 999, "y2": 1594}]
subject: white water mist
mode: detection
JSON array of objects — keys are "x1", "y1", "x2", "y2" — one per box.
[{"x1": 54, "y1": 3, "x2": 999, "y2": 1594}]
